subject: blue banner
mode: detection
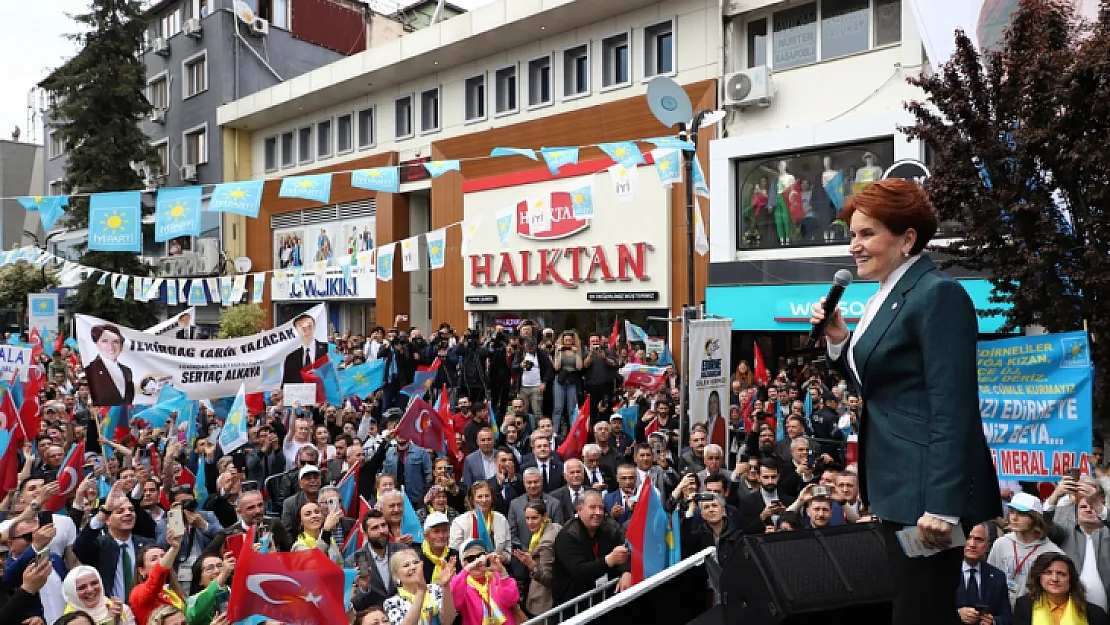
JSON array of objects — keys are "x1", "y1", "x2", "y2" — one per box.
[
  {"x1": 89, "y1": 191, "x2": 143, "y2": 252},
  {"x1": 978, "y1": 331, "x2": 1094, "y2": 480},
  {"x1": 279, "y1": 174, "x2": 333, "y2": 204},
  {"x1": 154, "y1": 186, "x2": 203, "y2": 242},
  {"x1": 209, "y1": 180, "x2": 265, "y2": 217},
  {"x1": 351, "y1": 167, "x2": 399, "y2": 194}
]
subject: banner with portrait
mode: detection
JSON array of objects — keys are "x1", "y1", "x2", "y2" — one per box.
[
  {"x1": 686, "y1": 318, "x2": 732, "y2": 455},
  {"x1": 144, "y1": 307, "x2": 198, "y2": 337},
  {"x1": 76, "y1": 304, "x2": 327, "y2": 405}
]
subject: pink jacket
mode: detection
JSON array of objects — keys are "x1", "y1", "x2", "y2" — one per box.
[{"x1": 450, "y1": 570, "x2": 520, "y2": 625}]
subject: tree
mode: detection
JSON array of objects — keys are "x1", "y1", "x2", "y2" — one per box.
[
  {"x1": 0, "y1": 262, "x2": 60, "y2": 318},
  {"x1": 218, "y1": 305, "x2": 266, "y2": 339},
  {"x1": 40, "y1": 0, "x2": 159, "y2": 329},
  {"x1": 904, "y1": 0, "x2": 1110, "y2": 418}
]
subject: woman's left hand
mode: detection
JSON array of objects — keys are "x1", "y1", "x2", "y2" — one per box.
[
  {"x1": 917, "y1": 514, "x2": 952, "y2": 549},
  {"x1": 438, "y1": 556, "x2": 457, "y2": 585}
]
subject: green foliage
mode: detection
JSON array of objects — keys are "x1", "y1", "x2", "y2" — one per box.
[
  {"x1": 904, "y1": 0, "x2": 1110, "y2": 419},
  {"x1": 218, "y1": 305, "x2": 267, "y2": 339},
  {"x1": 41, "y1": 0, "x2": 159, "y2": 328},
  {"x1": 0, "y1": 262, "x2": 60, "y2": 315}
]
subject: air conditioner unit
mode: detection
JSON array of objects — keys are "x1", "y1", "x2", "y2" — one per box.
[
  {"x1": 249, "y1": 17, "x2": 269, "y2": 37},
  {"x1": 183, "y1": 18, "x2": 203, "y2": 39},
  {"x1": 722, "y1": 66, "x2": 776, "y2": 108},
  {"x1": 180, "y1": 164, "x2": 198, "y2": 182},
  {"x1": 153, "y1": 37, "x2": 170, "y2": 56},
  {"x1": 150, "y1": 108, "x2": 166, "y2": 124},
  {"x1": 157, "y1": 257, "x2": 179, "y2": 276},
  {"x1": 196, "y1": 238, "x2": 220, "y2": 273}
]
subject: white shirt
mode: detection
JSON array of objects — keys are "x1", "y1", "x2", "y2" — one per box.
[
  {"x1": 102, "y1": 357, "x2": 127, "y2": 396},
  {"x1": 521, "y1": 352, "x2": 541, "y2": 388},
  {"x1": 827, "y1": 255, "x2": 958, "y2": 526},
  {"x1": 480, "y1": 452, "x2": 497, "y2": 479},
  {"x1": 370, "y1": 547, "x2": 392, "y2": 588},
  {"x1": 283, "y1": 438, "x2": 313, "y2": 468},
  {"x1": 1080, "y1": 529, "x2": 1108, "y2": 610}
]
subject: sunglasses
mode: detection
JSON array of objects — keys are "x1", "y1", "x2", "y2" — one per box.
[
  {"x1": 462, "y1": 553, "x2": 487, "y2": 564},
  {"x1": 12, "y1": 533, "x2": 33, "y2": 543}
]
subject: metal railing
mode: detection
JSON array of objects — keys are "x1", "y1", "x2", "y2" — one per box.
[{"x1": 523, "y1": 547, "x2": 718, "y2": 625}]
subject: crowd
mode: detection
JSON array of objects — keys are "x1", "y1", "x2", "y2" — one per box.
[{"x1": 0, "y1": 316, "x2": 1107, "y2": 625}]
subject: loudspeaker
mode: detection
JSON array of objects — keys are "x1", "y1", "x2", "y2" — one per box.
[{"x1": 720, "y1": 522, "x2": 893, "y2": 625}]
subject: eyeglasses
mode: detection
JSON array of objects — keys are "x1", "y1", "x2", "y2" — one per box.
[
  {"x1": 13, "y1": 533, "x2": 33, "y2": 543},
  {"x1": 463, "y1": 553, "x2": 487, "y2": 564},
  {"x1": 324, "y1": 499, "x2": 341, "y2": 506},
  {"x1": 203, "y1": 562, "x2": 224, "y2": 573}
]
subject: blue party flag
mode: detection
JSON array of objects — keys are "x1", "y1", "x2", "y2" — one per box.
[
  {"x1": 489, "y1": 147, "x2": 538, "y2": 160},
  {"x1": 652, "y1": 149, "x2": 682, "y2": 187},
  {"x1": 154, "y1": 186, "x2": 202, "y2": 242},
  {"x1": 280, "y1": 174, "x2": 332, "y2": 204},
  {"x1": 626, "y1": 476, "x2": 670, "y2": 583},
  {"x1": 424, "y1": 160, "x2": 460, "y2": 178},
  {"x1": 89, "y1": 191, "x2": 142, "y2": 252},
  {"x1": 260, "y1": 362, "x2": 283, "y2": 388},
  {"x1": 599, "y1": 141, "x2": 645, "y2": 168},
  {"x1": 668, "y1": 508, "x2": 682, "y2": 566},
  {"x1": 657, "y1": 345, "x2": 674, "y2": 367},
  {"x1": 101, "y1": 405, "x2": 129, "y2": 440},
  {"x1": 338, "y1": 359, "x2": 385, "y2": 399},
  {"x1": 336, "y1": 466, "x2": 359, "y2": 517},
  {"x1": 18, "y1": 196, "x2": 69, "y2": 230},
  {"x1": 195, "y1": 459, "x2": 209, "y2": 507},
  {"x1": 209, "y1": 180, "x2": 265, "y2": 217},
  {"x1": 618, "y1": 405, "x2": 639, "y2": 438},
  {"x1": 426, "y1": 229, "x2": 446, "y2": 270},
  {"x1": 569, "y1": 183, "x2": 594, "y2": 219},
  {"x1": 539, "y1": 147, "x2": 578, "y2": 175},
  {"x1": 376, "y1": 243, "x2": 395, "y2": 282},
  {"x1": 401, "y1": 491, "x2": 424, "y2": 543},
  {"x1": 218, "y1": 384, "x2": 250, "y2": 453},
  {"x1": 351, "y1": 167, "x2": 399, "y2": 193},
  {"x1": 692, "y1": 158, "x2": 710, "y2": 198},
  {"x1": 824, "y1": 170, "x2": 845, "y2": 210},
  {"x1": 646, "y1": 136, "x2": 695, "y2": 152},
  {"x1": 474, "y1": 509, "x2": 493, "y2": 551},
  {"x1": 309, "y1": 359, "x2": 342, "y2": 407}
]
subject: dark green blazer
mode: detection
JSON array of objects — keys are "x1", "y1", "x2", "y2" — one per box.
[{"x1": 831, "y1": 255, "x2": 1002, "y2": 526}]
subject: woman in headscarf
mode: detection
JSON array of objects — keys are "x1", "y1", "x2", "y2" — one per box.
[
  {"x1": 417, "y1": 485, "x2": 460, "y2": 526},
  {"x1": 61, "y1": 566, "x2": 137, "y2": 625}
]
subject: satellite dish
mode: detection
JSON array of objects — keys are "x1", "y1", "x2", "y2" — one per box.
[
  {"x1": 234, "y1": 257, "x2": 252, "y2": 273},
  {"x1": 725, "y1": 73, "x2": 752, "y2": 104},
  {"x1": 647, "y1": 77, "x2": 693, "y2": 129},
  {"x1": 233, "y1": 1, "x2": 255, "y2": 24}
]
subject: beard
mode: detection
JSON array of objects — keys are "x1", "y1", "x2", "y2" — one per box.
[{"x1": 370, "y1": 536, "x2": 389, "y2": 549}]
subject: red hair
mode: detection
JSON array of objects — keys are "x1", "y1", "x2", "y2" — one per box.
[{"x1": 841, "y1": 179, "x2": 939, "y2": 255}]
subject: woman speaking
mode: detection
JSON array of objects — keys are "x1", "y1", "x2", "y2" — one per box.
[{"x1": 810, "y1": 179, "x2": 1001, "y2": 625}]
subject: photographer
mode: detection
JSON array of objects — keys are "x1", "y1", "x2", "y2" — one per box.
[
  {"x1": 487, "y1": 326, "x2": 512, "y2": 417},
  {"x1": 512, "y1": 338, "x2": 552, "y2": 419},
  {"x1": 582, "y1": 333, "x2": 620, "y2": 419},
  {"x1": 427, "y1": 329, "x2": 458, "y2": 397},
  {"x1": 552, "y1": 331, "x2": 584, "y2": 435},
  {"x1": 378, "y1": 331, "x2": 415, "y2": 412},
  {"x1": 451, "y1": 330, "x2": 489, "y2": 405}
]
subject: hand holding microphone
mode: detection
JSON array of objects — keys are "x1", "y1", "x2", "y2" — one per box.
[{"x1": 808, "y1": 270, "x2": 853, "y2": 346}]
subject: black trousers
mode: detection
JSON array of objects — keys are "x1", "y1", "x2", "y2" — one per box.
[{"x1": 879, "y1": 521, "x2": 963, "y2": 625}]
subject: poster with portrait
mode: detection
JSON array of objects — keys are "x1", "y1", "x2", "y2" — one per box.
[
  {"x1": 305, "y1": 223, "x2": 341, "y2": 264},
  {"x1": 274, "y1": 228, "x2": 306, "y2": 270},
  {"x1": 340, "y1": 218, "x2": 376, "y2": 257},
  {"x1": 687, "y1": 319, "x2": 733, "y2": 454},
  {"x1": 76, "y1": 304, "x2": 327, "y2": 405},
  {"x1": 144, "y1": 307, "x2": 198, "y2": 338}
]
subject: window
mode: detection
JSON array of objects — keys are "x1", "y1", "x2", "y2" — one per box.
[
  {"x1": 183, "y1": 0, "x2": 210, "y2": 20},
  {"x1": 644, "y1": 19, "x2": 675, "y2": 77},
  {"x1": 747, "y1": 19, "x2": 768, "y2": 68},
  {"x1": 336, "y1": 114, "x2": 353, "y2": 153},
  {"x1": 183, "y1": 126, "x2": 207, "y2": 166},
  {"x1": 821, "y1": 0, "x2": 869, "y2": 60},
  {"x1": 48, "y1": 132, "x2": 65, "y2": 159},
  {"x1": 280, "y1": 131, "x2": 294, "y2": 167},
  {"x1": 48, "y1": 180, "x2": 64, "y2": 197},
  {"x1": 317, "y1": 119, "x2": 332, "y2": 158},
  {"x1": 494, "y1": 65, "x2": 518, "y2": 115},
  {"x1": 874, "y1": 0, "x2": 902, "y2": 46},
  {"x1": 420, "y1": 87, "x2": 440, "y2": 134},
  {"x1": 160, "y1": 10, "x2": 180, "y2": 38},
  {"x1": 734, "y1": 140, "x2": 897, "y2": 250},
  {"x1": 395, "y1": 95, "x2": 413, "y2": 140},
  {"x1": 563, "y1": 44, "x2": 589, "y2": 98},
  {"x1": 464, "y1": 74, "x2": 486, "y2": 122},
  {"x1": 148, "y1": 74, "x2": 169, "y2": 110},
  {"x1": 153, "y1": 141, "x2": 170, "y2": 175},
  {"x1": 527, "y1": 55, "x2": 553, "y2": 107},
  {"x1": 264, "y1": 136, "x2": 278, "y2": 172},
  {"x1": 183, "y1": 52, "x2": 208, "y2": 98},
  {"x1": 357, "y1": 107, "x2": 375, "y2": 149},
  {"x1": 601, "y1": 32, "x2": 630, "y2": 88},
  {"x1": 298, "y1": 126, "x2": 313, "y2": 163},
  {"x1": 772, "y1": 4, "x2": 818, "y2": 69}
]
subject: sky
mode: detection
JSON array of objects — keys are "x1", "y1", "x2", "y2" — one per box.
[{"x1": 0, "y1": 0, "x2": 496, "y2": 146}]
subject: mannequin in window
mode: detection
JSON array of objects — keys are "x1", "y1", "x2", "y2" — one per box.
[
  {"x1": 799, "y1": 179, "x2": 819, "y2": 241},
  {"x1": 774, "y1": 160, "x2": 798, "y2": 246},
  {"x1": 854, "y1": 152, "x2": 884, "y2": 186}
]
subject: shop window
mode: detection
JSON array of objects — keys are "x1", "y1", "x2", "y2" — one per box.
[{"x1": 735, "y1": 140, "x2": 895, "y2": 250}]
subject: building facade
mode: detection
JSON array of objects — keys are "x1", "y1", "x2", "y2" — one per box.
[
  {"x1": 218, "y1": 0, "x2": 721, "y2": 357},
  {"x1": 705, "y1": 0, "x2": 1009, "y2": 368}
]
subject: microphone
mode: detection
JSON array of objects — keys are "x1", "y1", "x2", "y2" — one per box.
[{"x1": 808, "y1": 269, "x2": 854, "y2": 347}]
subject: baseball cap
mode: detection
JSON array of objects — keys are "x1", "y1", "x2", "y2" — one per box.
[
  {"x1": 609, "y1": 414, "x2": 623, "y2": 422},
  {"x1": 1007, "y1": 492, "x2": 1043, "y2": 515},
  {"x1": 298, "y1": 465, "x2": 322, "y2": 479},
  {"x1": 423, "y1": 512, "x2": 450, "y2": 531}
]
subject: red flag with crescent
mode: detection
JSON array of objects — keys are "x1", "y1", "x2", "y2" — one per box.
[
  {"x1": 396, "y1": 397, "x2": 444, "y2": 452},
  {"x1": 0, "y1": 389, "x2": 24, "y2": 492},
  {"x1": 44, "y1": 440, "x2": 84, "y2": 512}
]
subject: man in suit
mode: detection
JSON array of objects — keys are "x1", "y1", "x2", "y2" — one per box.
[
  {"x1": 508, "y1": 468, "x2": 566, "y2": 545},
  {"x1": 347, "y1": 510, "x2": 408, "y2": 611},
  {"x1": 73, "y1": 494, "x2": 152, "y2": 601},
  {"x1": 1045, "y1": 483, "x2": 1110, "y2": 608},
  {"x1": 521, "y1": 434, "x2": 565, "y2": 493},
  {"x1": 175, "y1": 312, "x2": 197, "y2": 339},
  {"x1": 957, "y1": 523, "x2": 1012, "y2": 625},
  {"x1": 582, "y1": 444, "x2": 616, "y2": 493},
  {"x1": 204, "y1": 490, "x2": 293, "y2": 555},
  {"x1": 551, "y1": 459, "x2": 589, "y2": 519},
  {"x1": 282, "y1": 313, "x2": 330, "y2": 384},
  {"x1": 738, "y1": 458, "x2": 796, "y2": 534},
  {"x1": 487, "y1": 447, "x2": 524, "y2": 517},
  {"x1": 462, "y1": 426, "x2": 498, "y2": 488},
  {"x1": 85, "y1": 323, "x2": 134, "y2": 406},
  {"x1": 774, "y1": 416, "x2": 810, "y2": 461},
  {"x1": 603, "y1": 464, "x2": 639, "y2": 525}
]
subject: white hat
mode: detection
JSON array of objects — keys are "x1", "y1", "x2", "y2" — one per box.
[
  {"x1": 298, "y1": 465, "x2": 322, "y2": 479},
  {"x1": 423, "y1": 512, "x2": 450, "y2": 531},
  {"x1": 1008, "y1": 492, "x2": 1044, "y2": 515}
]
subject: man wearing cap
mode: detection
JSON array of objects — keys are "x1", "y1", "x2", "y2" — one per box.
[
  {"x1": 280, "y1": 464, "x2": 325, "y2": 537},
  {"x1": 608, "y1": 414, "x2": 633, "y2": 456},
  {"x1": 987, "y1": 492, "x2": 1064, "y2": 607},
  {"x1": 419, "y1": 512, "x2": 459, "y2": 584}
]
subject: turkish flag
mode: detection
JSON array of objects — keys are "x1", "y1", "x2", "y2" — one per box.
[
  {"x1": 608, "y1": 318, "x2": 619, "y2": 349},
  {"x1": 227, "y1": 526, "x2": 350, "y2": 625},
  {"x1": 19, "y1": 366, "x2": 46, "y2": 441},
  {"x1": 557, "y1": 396, "x2": 591, "y2": 461},
  {"x1": 622, "y1": 368, "x2": 667, "y2": 392},
  {"x1": 245, "y1": 393, "x2": 266, "y2": 416},
  {"x1": 54, "y1": 331, "x2": 65, "y2": 355},
  {"x1": 29, "y1": 328, "x2": 44, "y2": 362},
  {"x1": 436, "y1": 385, "x2": 459, "y2": 458},
  {"x1": 396, "y1": 397, "x2": 444, "y2": 452},
  {"x1": 753, "y1": 343, "x2": 770, "y2": 387},
  {"x1": 44, "y1": 441, "x2": 84, "y2": 512},
  {"x1": 0, "y1": 389, "x2": 25, "y2": 493}
]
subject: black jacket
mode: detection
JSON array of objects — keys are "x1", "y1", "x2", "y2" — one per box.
[
  {"x1": 552, "y1": 516, "x2": 628, "y2": 604},
  {"x1": 450, "y1": 343, "x2": 489, "y2": 390},
  {"x1": 378, "y1": 343, "x2": 416, "y2": 387},
  {"x1": 1012, "y1": 595, "x2": 1108, "y2": 625},
  {"x1": 73, "y1": 523, "x2": 153, "y2": 598},
  {"x1": 681, "y1": 514, "x2": 744, "y2": 571},
  {"x1": 738, "y1": 490, "x2": 796, "y2": 535}
]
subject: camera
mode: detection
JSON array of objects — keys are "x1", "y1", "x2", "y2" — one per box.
[
  {"x1": 180, "y1": 498, "x2": 199, "y2": 511},
  {"x1": 522, "y1": 360, "x2": 533, "y2": 371},
  {"x1": 811, "y1": 486, "x2": 831, "y2": 498},
  {"x1": 694, "y1": 493, "x2": 717, "y2": 503}
]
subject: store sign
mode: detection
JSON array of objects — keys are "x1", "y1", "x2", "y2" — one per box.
[
  {"x1": 706, "y1": 280, "x2": 1012, "y2": 333},
  {"x1": 270, "y1": 268, "x2": 377, "y2": 302},
  {"x1": 463, "y1": 167, "x2": 672, "y2": 311}
]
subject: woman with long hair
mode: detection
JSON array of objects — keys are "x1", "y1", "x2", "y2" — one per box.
[
  {"x1": 61, "y1": 566, "x2": 137, "y2": 625},
  {"x1": 291, "y1": 500, "x2": 344, "y2": 564},
  {"x1": 513, "y1": 501, "x2": 561, "y2": 617},
  {"x1": 552, "y1": 331, "x2": 583, "y2": 435},
  {"x1": 185, "y1": 552, "x2": 235, "y2": 625},
  {"x1": 430, "y1": 457, "x2": 467, "y2": 512},
  {"x1": 448, "y1": 482, "x2": 511, "y2": 560},
  {"x1": 382, "y1": 549, "x2": 458, "y2": 625},
  {"x1": 734, "y1": 361, "x2": 754, "y2": 389},
  {"x1": 129, "y1": 530, "x2": 185, "y2": 625},
  {"x1": 1013, "y1": 552, "x2": 1109, "y2": 625},
  {"x1": 705, "y1": 389, "x2": 726, "y2": 451}
]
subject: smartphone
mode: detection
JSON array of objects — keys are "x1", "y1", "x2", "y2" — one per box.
[
  {"x1": 241, "y1": 480, "x2": 260, "y2": 493},
  {"x1": 34, "y1": 548, "x2": 51, "y2": 566},
  {"x1": 811, "y1": 486, "x2": 831, "y2": 498},
  {"x1": 37, "y1": 511, "x2": 53, "y2": 527},
  {"x1": 807, "y1": 449, "x2": 817, "y2": 468},
  {"x1": 975, "y1": 605, "x2": 990, "y2": 615},
  {"x1": 167, "y1": 506, "x2": 186, "y2": 537},
  {"x1": 1068, "y1": 468, "x2": 1081, "y2": 480},
  {"x1": 443, "y1": 465, "x2": 454, "y2": 477},
  {"x1": 511, "y1": 540, "x2": 523, "y2": 551},
  {"x1": 329, "y1": 500, "x2": 341, "y2": 515},
  {"x1": 83, "y1": 465, "x2": 95, "y2": 478}
]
